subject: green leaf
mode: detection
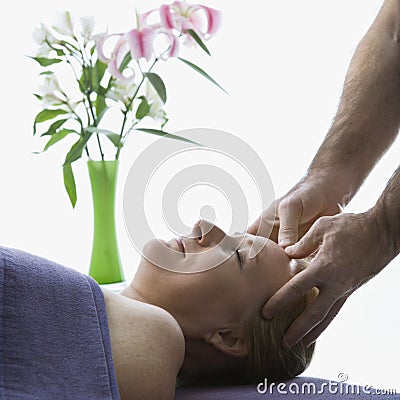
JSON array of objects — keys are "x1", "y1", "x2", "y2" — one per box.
[
  {"x1": 136, "y1": 128, "x2": 202, "y2": 146},
  {"x1": 86, "y1": 127, "x2": 121, "y2": 147},
  {"x1": 33, "y1": 109, "x2": 69, "y2": 135},
  {"x1": 30, "y1": 56, "x2": 62, "y2": 67},
  {"x1": 56, "y1": 49, "x2": 65, "y2": 57},
  {"x1": 94, "y1": 85, "x2": 107, "y2": 96},
  {"x1": 185, "y1": 29, "x2": 211, "y2": 56},
  {"x1": 40, "y1": 118, "x2": 68, "y2": 136},
  {"x1": 92, "y1": 59, "x2": 107, "y2": 90},
  {"x1": 39, "y1": 71, "x2": 54, "y2": 76},
  {"x1": 119, "y1": 52, "x2": 132, "y2": 72},
  {"x1": 95, "y1": 94, "x2": 108, "y2": 124},
  {"x1": 136, "y1": 96, "x2": 150, "y2": 120},
  {"x1": 43, "y1": 129, "x2": 77, "y2": 152},
  {"x1": 144, "y1": 72, "x2": 167, "y2": 104},
  {"x1": 33, "y1": 93, "x2": 43, "y2": 101},
  {"x1": 35, "y1": 109, "x2": 68, "y2": 124},
  {"x1": 161, "y1": 116, "x2": 169, "y2": 129},
  {"x1": 79, "y1": 66, "x2": 91, "y2": 93},
  {"x1": 63, "y1": 163, "x2": 77, "y2": 208},
  {"x1": 177, "y1": 57, "x2": 228, "y2": 94},
  {"x1": 64, "y1": 129, "x2": 92, "y2": 164}
]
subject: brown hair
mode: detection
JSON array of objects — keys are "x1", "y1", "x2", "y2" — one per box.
[
  {"x1": 241, "y1": 278, "x2": 316, "y2": 383},
  {"x1": 241, "y1": 258, "x2": 316, "y2": 384}
]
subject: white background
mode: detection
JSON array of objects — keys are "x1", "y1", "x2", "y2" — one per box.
[{"x1": 1, "y1": 0, "x2": 399, "y2": 391}]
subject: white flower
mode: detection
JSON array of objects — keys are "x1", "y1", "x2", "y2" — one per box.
[
  {"x1": 64, "y1": 99, "x2": 79, "y2": 113},
  {"x1": 53, "y1": 11, "x2": 75, "y2": 36},
  {"x1": 34, "y1": 43, "x2": 53, "y2": 58},
  {"x1": 107, "y1": 79, "x2": 138, "y2": 104},
  {"x1": 39, "y1": 74, "x2": 63, "y2": 97},
  {"x1": 145, "y1": 82, "x2": 166, "y2": 123},
  {"x1": 41, "y1": 94, "x2": 64, "y2": 108},
  {"x1": 32, "y1": 23, "x2": 56, "y2": 45},
  {"x1": 80, "y1": 16, "x2": 95, "y2": 43}
]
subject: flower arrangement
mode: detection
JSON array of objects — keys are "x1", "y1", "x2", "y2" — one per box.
[{"x1": 31, "y1": 1, "x2": 224, "y2": 207}]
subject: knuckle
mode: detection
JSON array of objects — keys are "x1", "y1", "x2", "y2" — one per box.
[
  {"x1": 279, "y1": 225, "x2": 297, "y2": 235},
  {"x1": 315, "y1": 216, "x2": 330, "y2": 230},
  {"x1": 288, "y1": 281, "x2": 306, "y2": 299},
  {"x1": 311, "y1": 217, "x2": 333, "y2": 242},
  {"x1": 279, "y1": 196, "x2": 303, "y2": 214},
  {"x1": 314, "y1": 262, "x2": 342, "y2": 288}
]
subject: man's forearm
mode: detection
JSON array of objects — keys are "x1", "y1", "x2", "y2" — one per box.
[
  {"x1": 307, "y1": 0, "x2": 400, "y2": 206},
  {"x1": 371, "y1": 165, "x2": 400, "y2": 261}
]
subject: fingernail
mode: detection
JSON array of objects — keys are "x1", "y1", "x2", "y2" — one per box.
[
  {"x1": 285, "y1": 245, "x2": 294, "y2": 254},
  {"x1": 279, "y1": 239, "x2": 291, "y2": 247}
]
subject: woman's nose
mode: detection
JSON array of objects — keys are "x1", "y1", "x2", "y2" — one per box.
[{"x1": 191, "y1": 219, "x2": 226, "y2": 247}]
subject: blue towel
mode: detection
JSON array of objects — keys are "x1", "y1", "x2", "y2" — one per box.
[{"x1": 0, "y1": 246, "x2": 120, "y2": 400}]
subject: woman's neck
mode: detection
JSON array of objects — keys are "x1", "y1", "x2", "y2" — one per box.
[
  {"x1": 120, "y1": 283, "x2": 148, "y2": 303},
  {"x1": 120, "y1": 266, "x2": 206, "y2": 339}
]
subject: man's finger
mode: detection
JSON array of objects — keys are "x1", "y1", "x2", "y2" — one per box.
[
  {"x1": 277, "y1": 198, "x2": 303, "y2": 247},
  {"x1": 247, "y1": 202, "x2": 277, "y2": 238},
  {"x1": 262, "y1": 268, "x2": 316, "y2": 319},
  {"x1": 282, "y1": 289, "x2": 340, "y2": 348},
  {"x1": 285, "y1": 223, "x2": 321, "y2": 259},
  {"x1": 247, "y1": 216, "x2": 261, "y2": 236},
  {"x1": 302, "y1": 296, "x2": 347, "y2": 348}
]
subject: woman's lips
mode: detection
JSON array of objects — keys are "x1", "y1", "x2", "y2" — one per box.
[
  {"x1": 165, "y1": 237, "x2": 186, "y2": 256},
  {"x1": 176, "y1": 237, "x2": 185, "y2": 255}
]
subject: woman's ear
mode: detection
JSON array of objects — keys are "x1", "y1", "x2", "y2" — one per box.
[{"x1": 206, "y1": 328, "x2": 248, "y2": 358}]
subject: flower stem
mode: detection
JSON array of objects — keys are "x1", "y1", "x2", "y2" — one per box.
[
  {"x1": 115, "y1": 58, "x2": 158, "y2": 159},
  {"x1": 87, "y1": 95, "x2": 105, "y2": 160}
]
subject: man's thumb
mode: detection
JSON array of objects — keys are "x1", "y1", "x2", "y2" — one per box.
[
  {"x1": 278, "y1": 200, "x2": 302, "y2": 247},
  {"x1": 285, "y1": 229, "x2": 319, "y2": 259}
]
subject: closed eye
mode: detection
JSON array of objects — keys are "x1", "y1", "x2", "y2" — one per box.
[{"x1": 235, "y1": 249, "x2": 243, "y2": 269}]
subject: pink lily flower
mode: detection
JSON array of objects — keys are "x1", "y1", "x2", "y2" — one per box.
[
  {"x1": 124, "y1": 28, "x2": 156, "y2": 62},
  {"x1": 153, "y1": 28, "x2": 180, "y2": 60},
  {"x1": 94, "y1": 33, "x2": 120, "y2": 64},
  {"x1": 95, "y1": 27, "x2": 158, "y2": 80},
  {"x1": 159, "y1": 1, "x2": 222, "y2": 40},
  {"x1": 94, "y1": 33, "x2": 134, "y2": 81},
  {"x1": 138, "y1": 8, "x2": 179, "y2": 60},
  {"x1": 108, "y1": 36, "x2": 134, "y2": 81}
]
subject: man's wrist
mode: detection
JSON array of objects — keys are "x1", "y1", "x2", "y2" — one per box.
[{"x1": 365, "y1": 206, "x2": 400, "y2": 266}]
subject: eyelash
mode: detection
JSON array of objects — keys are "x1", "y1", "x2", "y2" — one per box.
[{"x1": 236, "y1": 249, "x2": 243, "y2": 269}]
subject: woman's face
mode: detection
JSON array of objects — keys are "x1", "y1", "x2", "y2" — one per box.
[{"x1": 133, "y1": 219, "x2": 295, "y2": 338}]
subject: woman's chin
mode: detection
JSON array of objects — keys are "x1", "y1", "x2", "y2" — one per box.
[
  {"x1": 142, "y1": 238, "x2": 165, "y2": 257},
  {"x1": 141, "y1": 238, "x2": 182, "y2": 272}
]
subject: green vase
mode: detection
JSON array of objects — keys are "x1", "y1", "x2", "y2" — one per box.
[{"x1": 88, "y1": 160, "x2": 124, "y2": 284}]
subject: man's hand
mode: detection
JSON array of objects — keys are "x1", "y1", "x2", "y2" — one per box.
[
  {"x1": 247, "y1": 179, "x2": 342, "y2": 247},
  {"x1": 263, "y1": 211, "x2": 392, "y2": 348}
]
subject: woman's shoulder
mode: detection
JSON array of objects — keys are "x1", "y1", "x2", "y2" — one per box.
[{"x1": 102, "y1": 288, "x2": 185, "y2": 400}]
